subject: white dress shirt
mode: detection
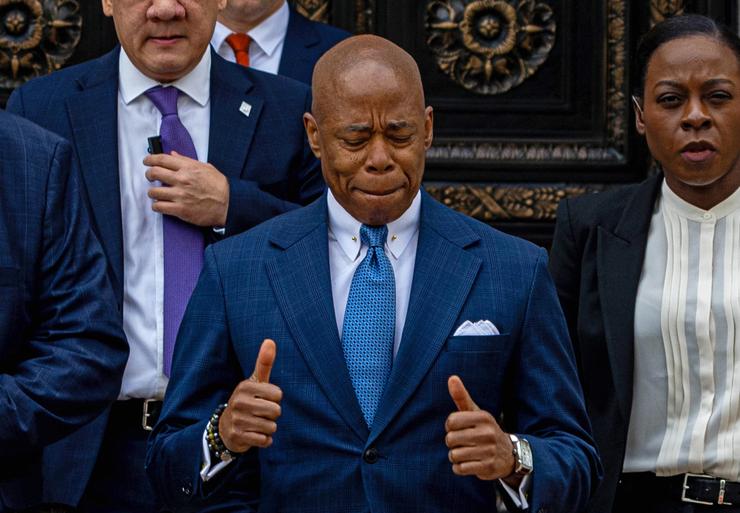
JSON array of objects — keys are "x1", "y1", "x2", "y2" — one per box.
[
  {"x1": 625, "y1": 180, "x2": 740, "y2": 480},
  {"x1": 211, "y1": 1, "x2": 289, "y2": 75},
  {"x1": 116, "y1": 48, "x2": 211, "y2": 400}
]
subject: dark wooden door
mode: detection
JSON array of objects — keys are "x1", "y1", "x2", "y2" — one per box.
[{"x1": 2, "y1": 0, "x2": 736, "y2": 245}]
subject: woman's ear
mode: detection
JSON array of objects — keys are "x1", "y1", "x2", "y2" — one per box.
[{"x1": 633, "y1": 95, "x2": 646, "y2": 136}]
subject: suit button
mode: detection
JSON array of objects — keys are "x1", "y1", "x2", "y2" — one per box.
[{"x1": 363, "y1": 447, "x2": 379, "y2": 464}]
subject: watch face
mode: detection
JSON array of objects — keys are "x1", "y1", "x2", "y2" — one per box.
[{"x1": 520, "y1": 439, "x2": 533, "y2": 469}]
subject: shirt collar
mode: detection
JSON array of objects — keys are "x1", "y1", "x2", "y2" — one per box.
[
  {"x1": 212, "y1": 21, "x2": 233, "y2": 56},
  {"x1": 118, "y1": 47, "x2": 211, "y2": 107},
  {"x1": 661, "y1": 178, "x2": 740, "y2": 221},
  {"x1": 212, "y1": 1, "x2": 289, "y2": 59},
  {"x1": 327, "y1": 189, "x2": 422, "y2": 262}
]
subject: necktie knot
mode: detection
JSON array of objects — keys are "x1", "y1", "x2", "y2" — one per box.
[
  {"x1": 145, "y1": 86, "x2": 180, "y2": 117},
  {"x1": 226, "y1": 33, "x2": 251, "y2": 67},
  {"x1": 226, "y1": 32, "x2": 251, "y2": 52},
  {"x1": 361, "y1": 225, "x2": 388, "y2": 249}
]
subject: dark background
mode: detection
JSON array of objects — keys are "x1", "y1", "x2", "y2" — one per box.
[{"x1": 1, "y1": 0, "x2": 736, "y2": 246}]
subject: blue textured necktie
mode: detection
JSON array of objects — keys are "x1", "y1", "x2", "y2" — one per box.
[
  {"x1": 145, "y1": 86, "x2": 205, "y2": 376},
  {"x1": 341, "y1": 224, "x2": 395, "y2": 427}
]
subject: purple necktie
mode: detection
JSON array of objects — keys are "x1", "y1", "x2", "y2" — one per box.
[{"x1": 145, "y1": 86, "x2": 205, "y2": 376}]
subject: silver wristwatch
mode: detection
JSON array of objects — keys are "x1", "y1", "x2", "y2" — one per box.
[{"x1": 509, "y1": 433, "x2": 533, "y2": 476}]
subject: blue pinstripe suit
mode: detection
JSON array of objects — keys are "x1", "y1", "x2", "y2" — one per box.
[
  {"x1": 0, "y1": 111, "x2": 127, "y2": 510},
  {"x1": 148, "y1": 192, "x2": 601, "y2": 513},
  {"x1": 5, "y1": 46, "x2": 324, "y2": 508}
]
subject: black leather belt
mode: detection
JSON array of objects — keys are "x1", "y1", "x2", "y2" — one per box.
[
  {"x1": 682, "y1": 473, "x2": 740, "y2": 506},
  {"x1": 620, "y1": 472, "x2": 740, "y2": 507},
  {"x1": 110, "y1": 399, "x2": 162, "y2": 431}
]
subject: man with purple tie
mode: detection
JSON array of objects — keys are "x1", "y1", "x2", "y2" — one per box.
[{"x1": 6, "y1": 0, "x2": 323, "y2": 511}]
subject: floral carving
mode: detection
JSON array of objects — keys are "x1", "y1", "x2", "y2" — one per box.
[
  {"x1": 0, "y1": 0, "x2": 81, "y2": 91},
  {"x1": 650, "y1": 0, "x2": 684, "y2": 26},
  {"x1": 425, "y1": 183, "x2": 603, "y2": 221},
  {"x1": 425, "y1": 0, "x2": 556, "y2": 95},
  {"x1": 293, "y1": 0, "x2": 329, "y2": 23},
  {"x1": 427, "y1": 0, "x2": 628, "y2": 164}
]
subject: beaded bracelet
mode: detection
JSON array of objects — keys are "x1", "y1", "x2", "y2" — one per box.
[{"x1": 206, "y1": 403, "x2": 239, "y2": 463}]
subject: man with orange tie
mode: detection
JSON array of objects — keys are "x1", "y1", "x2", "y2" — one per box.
[
  {"x1": 6, "y1": 0, "x2": 323, "y2": 511},
  {"x1": 211, "y1": 0, "x2": 349, "y2": 84}
]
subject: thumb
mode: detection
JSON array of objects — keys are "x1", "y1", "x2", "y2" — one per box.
[
  {"x1": 251, "y1": 339, "x2": 276, "y2": 383},
  {"x1": 448, "y1": 375, "x2": 479, "y2": 412}
]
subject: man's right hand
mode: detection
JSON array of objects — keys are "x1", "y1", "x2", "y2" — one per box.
[{"x1": 219, "y1": 339, "x2": 283, "y2": 453}]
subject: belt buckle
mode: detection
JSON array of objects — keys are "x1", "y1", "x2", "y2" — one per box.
[
  {"x1": 682, "y1": 473, "x2": 714, "y2": 506},
  {"x1": 681, "y1": 473, "x2": 733, "y2": 506},
  {"x1": 142, "y1": 398, "x2": 158, "y2": 431}
]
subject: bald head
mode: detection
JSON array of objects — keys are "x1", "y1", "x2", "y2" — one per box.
[
  {"x1": 312, "y1": 35, "x2": 426, "y2": 123},
  {"x1": 303, "y1": 35, "x2": 433, "y2": 226}
]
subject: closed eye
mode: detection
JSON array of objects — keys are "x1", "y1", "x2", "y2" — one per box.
[{"x1": 342, "y1": 139, "x2": 367, "y2": 148}]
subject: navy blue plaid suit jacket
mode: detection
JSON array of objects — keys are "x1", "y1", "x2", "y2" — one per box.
[
  {"x1": 148, "y1": 192, "x2": 601, "y2": 513},
  {"x1": 5, "y1": 47, "x2": 324, "y2": 506},
  {"x1": 0, "y1": 111, "x2": 127, "y2": 510}
]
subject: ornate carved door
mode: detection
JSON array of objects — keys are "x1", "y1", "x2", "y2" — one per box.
[{"x1": 2, "y1": 0, "x2": 736, "y2": 245}]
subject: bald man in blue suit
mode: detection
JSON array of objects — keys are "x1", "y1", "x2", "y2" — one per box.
[
  {"x1": 148, "y1": 35, "x2": 601, "y2": 513},
  {"x1": 0, "y1": 110, "x2": 127, "y2": 510}
]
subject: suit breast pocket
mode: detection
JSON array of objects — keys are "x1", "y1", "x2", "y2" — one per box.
[
  {"x1": 444, "y1": 334, "x2": 510, "y2": 353},
  {"x1": 432, "y1": 335, "x2": 512, "y2": 413}
]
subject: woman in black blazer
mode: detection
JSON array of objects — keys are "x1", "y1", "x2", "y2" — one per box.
[{"x1": 549, "y1": 14, "x2": 740, "y2": 513}]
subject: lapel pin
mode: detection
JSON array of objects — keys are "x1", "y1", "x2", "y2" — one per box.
[{"x1": 239, "y1": 101, "x2": 252, "y2": 117}]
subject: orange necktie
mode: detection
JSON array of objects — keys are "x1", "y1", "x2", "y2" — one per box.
[{"x1": 226, "y1": 33, "x2": 251, "y2": 67}]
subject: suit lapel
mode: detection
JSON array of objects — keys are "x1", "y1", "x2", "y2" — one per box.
[
  {"x1": 207, "y1": 52, "x2": 264, "y2": 181},
  {"x1": 369, "y1": 193, "x2": 482, "y2": 442},
  {"x1": 65, "y1": 49, "x2": 124, "y2": 295},
  {"x1": 265, "y1": 197, "x2": 369, "y2": 441},
  {"x1": 597, "y1": 174, "x2": 662, "y2": 420},
  {"x1": 278, "y1": 7, "x2": 320, "y2": 83}
]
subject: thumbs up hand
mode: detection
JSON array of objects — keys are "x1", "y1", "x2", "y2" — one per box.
[
  {"x1": 219, "y1": 339, "x2": 283, "y2": 454},
  {"x1": 445, "y1": 375, "x2": 516, "y2": 482}
]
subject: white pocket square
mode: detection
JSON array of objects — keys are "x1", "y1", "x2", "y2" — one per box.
[{"x1": 453, "y1": 320, "x2": 500, "y2": 336}]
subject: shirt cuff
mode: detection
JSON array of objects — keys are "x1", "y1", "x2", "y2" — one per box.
[
  {"x1": 498, "y1": 474, "x2": 531, "y2": 510},
  {"x1": 200, "y1": 427, "x2": 232, "y2": 482}
]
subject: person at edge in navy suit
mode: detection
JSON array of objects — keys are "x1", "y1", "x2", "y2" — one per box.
[
  {"x1": 6, "y1": 0, "x2": 323, "y2": 510},
  {"x1": 0, "y1": 110, "x2": 128, "y2": 512},
  {"x1": 147, "y1": 35, "x2": 601, "y2": 513},
  {"x1": 211, "y1": 0, "x2": 350, "y2": 84}
]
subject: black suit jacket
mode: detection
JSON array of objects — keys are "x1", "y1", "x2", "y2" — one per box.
[{"x1": 548, "y1": 174, "x2": 662, "y2": 513}]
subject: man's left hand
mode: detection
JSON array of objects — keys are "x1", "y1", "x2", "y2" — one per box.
[
  {"x1": 144, "y1": 152, "x2": 229, "y2": 227},
  {"x1": 445, "y1": 375, "x2": 518, "y2": 483}
]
